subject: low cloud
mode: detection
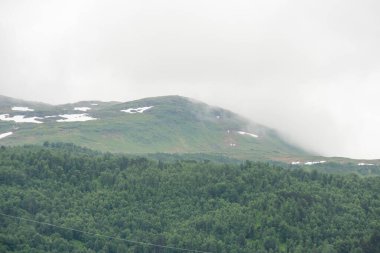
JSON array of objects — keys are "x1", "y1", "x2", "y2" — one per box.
[{"x1": 1, "y1": 0, "x2": 379, "y2": 159}]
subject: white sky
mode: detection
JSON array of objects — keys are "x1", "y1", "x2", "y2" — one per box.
[{"x1": 1, "y1": 0, "x2": 380, "y2": 159}]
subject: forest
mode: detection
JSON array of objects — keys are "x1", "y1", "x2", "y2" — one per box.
[{"x1": 1, "y1": 143, "x2": 380, "y2": 253}]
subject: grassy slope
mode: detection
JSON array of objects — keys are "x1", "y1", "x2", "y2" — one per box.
[
  {"x1": 0, "y1": 95, "x2": 309, "y2": 161},
  {"x1": 3, "y1": 94, "x2": 373, "y2": 164}
]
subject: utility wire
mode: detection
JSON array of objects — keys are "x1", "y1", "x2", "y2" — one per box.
[{"x1": 0, "y1": 212, "x2": 212, "y2": 253}]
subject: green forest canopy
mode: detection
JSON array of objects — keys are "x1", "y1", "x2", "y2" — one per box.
[{"x1": 1, "y1": 143, "x2": 379, "y2": 253}]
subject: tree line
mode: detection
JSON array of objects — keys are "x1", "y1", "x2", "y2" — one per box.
[{"x1": 0, "y1": 143, "x2": 379, "y2": 252}]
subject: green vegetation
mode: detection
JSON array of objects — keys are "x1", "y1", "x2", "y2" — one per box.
[
  {"x1": 0, "y1": 95, "x2": 308, "y2": 161},
  {"x1": 288, "y1": 162, "x2": 380, "y2": 177},
  {"x1": 1, "y1": 144, "x2": 379, "y2": 252}
]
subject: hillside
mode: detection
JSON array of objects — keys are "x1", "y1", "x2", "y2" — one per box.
[
  {"x1": 1, "y1": 144, "x2": 379, "y2": 252},
  {"x1": 0, "y1": 95, "x2": 307, "y2": 161}
]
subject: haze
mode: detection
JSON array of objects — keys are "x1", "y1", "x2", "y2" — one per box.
[{"x1": 1, "y1": 0, "x2": 379, "y2": 159}]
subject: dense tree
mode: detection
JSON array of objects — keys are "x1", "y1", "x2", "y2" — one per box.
[{"x1": 0, "y1": 144, "x2": 379, "y2": 252}]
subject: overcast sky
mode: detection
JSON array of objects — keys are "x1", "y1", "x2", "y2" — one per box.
[{"x1": 1, "y1": 0, "x2": 379, "y2": 159}]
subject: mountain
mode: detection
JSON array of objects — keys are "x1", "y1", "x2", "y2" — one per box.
[{"x1": 0, "y1": 94, "x2": 311, "y2": 161}]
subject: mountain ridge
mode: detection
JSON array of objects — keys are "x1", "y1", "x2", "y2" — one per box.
[{"x1": 0, "y1": 94, "x2": 378, "y2": 164}]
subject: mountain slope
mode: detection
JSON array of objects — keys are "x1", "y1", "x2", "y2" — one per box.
[
  {"x1": 1, "y1": 95, "x2": 308, "y2": 160},
  {"x1": 1, "y1": 145, "x2": 379, "y2": 252}
]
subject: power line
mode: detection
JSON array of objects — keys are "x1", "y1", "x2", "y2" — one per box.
[{"x1": 0, "y1": 212, "x2": 212, "y2": 253}]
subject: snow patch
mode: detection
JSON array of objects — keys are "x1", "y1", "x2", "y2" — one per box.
[
  {"x1": 216, "y1": 115, "x2": 221, "y2": 119},
  {"x1": 304, "y1": 161, "x2": 326, "y2": 165},
  {"x1": 358, "y1": 163, "x2": 374, "y2": 166},
  {"x1": 0, "y1": 132, "x2": 13, "y2": 139},
  {"x1": 0, "y1": 114, "x2": 43, "y2": 124},
  {"x1": 74, "y1": 107, "x2": 91, "y2": 112},
  {"x1": 57, "y1": 114, "x2": 97, "y2": 122},
  {"x1": 292, "y1": 161, "x2": 327, "y2": 165},
  {"x1": 237, "y1": 131, "x2": 258, "y2": 138},
  {"x1": 229, "y1": 143, "x2": 236, "y2": 147},
  {"x1": 91, "y1": 103, "x2": 98, "y2": 106},
  {"x1": 12, "y1": 106, "x2": 34, "y2": 112},
  {"x1": 44, "y1": 115, "x2": 58, "y2": 118},
  {"x1": 121, "y1": 106, "x2": 154, "y2": 114}
]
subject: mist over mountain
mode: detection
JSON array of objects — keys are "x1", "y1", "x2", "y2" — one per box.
[
  {"x1": 0, "y1": 94, "x2": 311, "y2": 162},
  {"x1": 1, "y1": 0, "x2": 380, "y2": 159}
]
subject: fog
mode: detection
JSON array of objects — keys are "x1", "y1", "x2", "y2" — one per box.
[{"x1": 1, "y1": 0, "x2": 379, "y2": 159}]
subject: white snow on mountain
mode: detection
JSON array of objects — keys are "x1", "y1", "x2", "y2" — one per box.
[
  {"x1": 121, "y1": 106, "x2": 154, "y2": 114},
  {"x1": 57, "y1": 114, "x2": 97, "y2": 122},
  {"x1": 237, "y1": 131, "x2": 258, "y2": 138},
  {"x1": 304, "y1": 161, "x2": 326, "y2": 165},
  {"x1": 358, "y1": 163, "x2": 374, "y2": 166},
  {"x1": 74, "y1": 107, "x2": 91, "y2": 112},
  {"x1": 0, "y1": 114, "x2": 43, "y2": 123},
  {"x1": 0, "y1": 132, "x2": 13, "y2": 139},
  {"x1": 11, "y1": 106, "x2": 34, "y2": 112}
]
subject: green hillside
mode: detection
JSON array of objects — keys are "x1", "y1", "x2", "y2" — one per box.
[
  {"x1": 1, "y1": 144, "x2": 379, "y2": 252},
  {"x1": 0, "y1": 95, "x2": 307, "y2": 161}
]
